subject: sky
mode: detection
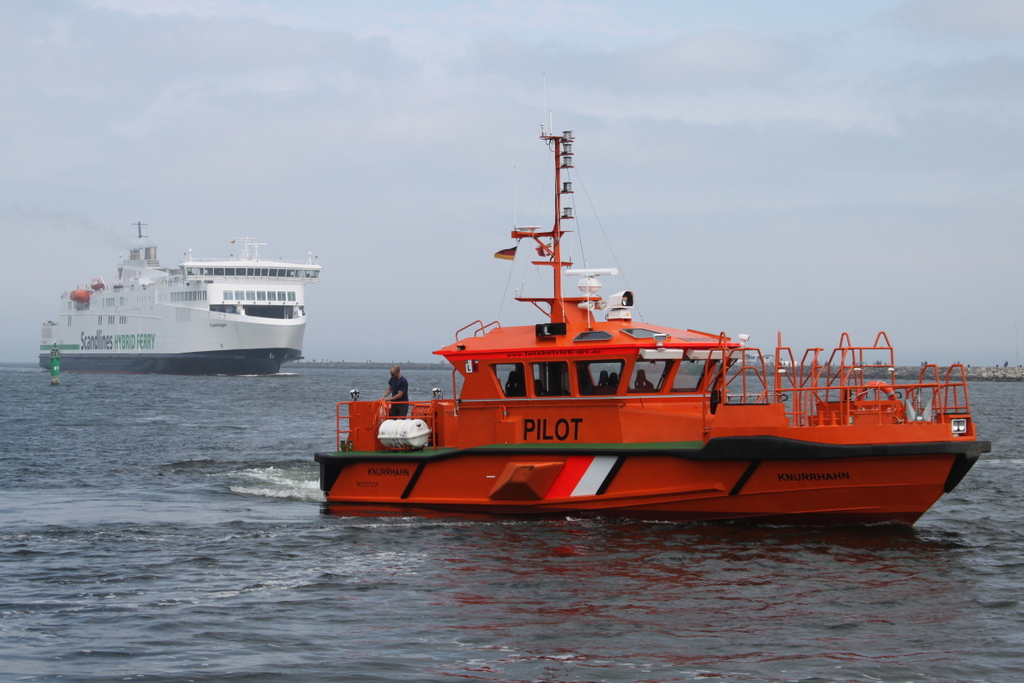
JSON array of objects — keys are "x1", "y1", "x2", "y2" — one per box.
[{"x1": 3, "y1": 0, "x2": 1024, "y2": 366}]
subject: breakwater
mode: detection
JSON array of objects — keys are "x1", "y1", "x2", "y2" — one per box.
[
  {"x1": 291, "y1": 360, "x2": 449, "y2": 371},
  {"x1": 854, "y1": 366, "x2": 1024, "y2": 382},
  {"x1": 290, "y1": 361, "x2": 1024, "y2": 381}
]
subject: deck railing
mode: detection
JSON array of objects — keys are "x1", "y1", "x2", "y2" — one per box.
[
  {"x1": 335, "y1": 400, "x2": 439, "y2": 451},
  {"x1": 718, "y1": 332, "x2": 973, "y2": 428}
]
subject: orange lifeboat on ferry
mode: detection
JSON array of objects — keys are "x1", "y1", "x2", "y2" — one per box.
[
  {"x1": 314, "y1": 129, "x2": 990, "y2": 526},
  {"x1": 69, "y1": 289, "x2": 92, "y2": 303},
  {"x1": 90, "y1": 278, "x2": 106, "y2": 291}
]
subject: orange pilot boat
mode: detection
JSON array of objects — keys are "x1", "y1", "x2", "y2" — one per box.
[{"x1": 315, "y1": 129, "x2": 990, "y2": 525}]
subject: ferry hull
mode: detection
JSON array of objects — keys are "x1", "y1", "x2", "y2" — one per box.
[
  {"x1": 37, "y1": 347, "x2": 299, "y2": 375},
  {"x1": 314, "y1": 438, "x2": 987, "y2": 525}
]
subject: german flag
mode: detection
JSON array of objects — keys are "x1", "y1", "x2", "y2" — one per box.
[{"x1": 494, "y1": 246, "x2": 517, "y2": 260}]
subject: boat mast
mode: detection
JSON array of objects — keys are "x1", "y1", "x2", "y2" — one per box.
[{"x1": 512, "y1": 129, "x2": 575, "y2": 324}]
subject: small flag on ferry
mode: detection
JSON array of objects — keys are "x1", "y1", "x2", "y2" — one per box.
[{"x1": 494, "y1": 246, "x2": 517, "y2": 260}]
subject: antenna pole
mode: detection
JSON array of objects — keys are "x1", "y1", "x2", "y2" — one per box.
[
  {"x1": 542, "y1": 74, "x2": 547, "y2": 134},
  {"x1": 513, "y1": 166, "x2": 517, "y2": 227},
  {"x1": 132, "y1": 221, "x2": 148, "y2": 239}
]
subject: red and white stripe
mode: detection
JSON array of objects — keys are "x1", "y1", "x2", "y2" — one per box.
[{"x1": 544, "y1": 455, "x2": 618, "y2": 498}]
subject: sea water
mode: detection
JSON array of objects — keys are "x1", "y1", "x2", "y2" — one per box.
[{"x1": 2, "y1": 364, "x2": 1023, "y2": 682}]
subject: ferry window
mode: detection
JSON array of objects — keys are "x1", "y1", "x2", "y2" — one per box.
[
  {"x1": 288, "y1": 292, "x2": 296, "y2": 301},
  {"x1": 267, "y1": 291, "x2": 276, "y2": 301},
  {"x1": 257, "y1": 291, "x2": 267, "y2": 301},
  {"x1": 629, "y1": 360, "x2": 671, "y2": 393},
  {"x1": 576, "y1": 360, "x2": 624, "y2": 396},
  {"x1": 235, "y1": 291, "x2": 245, "y2": 301},
  {"x1": 312, "y1": 271, "x2": 319, "y2": 278},
  {"x1": 214, "y1": 268, "x2": 223, "y2": 276},
  {"x1": 246, "y1": 290, "x2": 256, "y2": 300},
  {"x1": 261, "y1": 269, "x2": 269, "y2": 277},
  {"x1": 494, "y1": 363, "x2": 526, "y2": 397},
  {"x1": 269, "y1": 269, "x2": 278, "y2": 277},
  {"x1": 278, "y1": 291, "x2": 286, "y2": 301},
  {"x1": 532, "y1": 362, "x2": 570, "y2": 396},
  {"x1": 223, "y1": 290, "x2": 233, "y2": 300},
  {"x1": 288, "y1": 269, "x2": 297, "y2": 277},
  {"x1": 203, "y1": 268, "x2": 214, "y2": 276},
  {"x1": 672, "y1": 359, "x2": 707, "y2": 392},
  {"x1": 225, "y1": 268, "x2": 234, "y2": 276}
]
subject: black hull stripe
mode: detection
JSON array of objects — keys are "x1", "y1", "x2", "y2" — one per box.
[
  {"x1": 315, "y1": 436, "x2": 991, "y2": 465},
  {"x1": 38, "y1": 348, "x2": 299, "y2": 375},
  {"x1": 729, "y1": 460, "x2": 761, "y2": 496}
]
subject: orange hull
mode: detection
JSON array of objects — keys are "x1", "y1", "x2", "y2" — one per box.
[{"x1": 315, "y1": 441, "x2": 983, "y2": 525}]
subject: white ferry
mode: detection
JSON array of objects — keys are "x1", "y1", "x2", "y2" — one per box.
[{"x1": 39, "y1": 229, "x2": 321, "y2": 375}]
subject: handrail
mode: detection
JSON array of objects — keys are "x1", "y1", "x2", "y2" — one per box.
[
  {"x1": 732, "y1": 332, "x2": 972, "y2": 427},
  {"x1": 454, "y1": 319, "x2": 501, "y2": 343},
  {"x1": 335, "y1": 399, "x2": 440, "y2": 452}
]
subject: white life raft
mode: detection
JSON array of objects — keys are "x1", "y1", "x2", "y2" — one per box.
[{"x1": 377, "y1": 419, "x2": 431, "y2": 449}]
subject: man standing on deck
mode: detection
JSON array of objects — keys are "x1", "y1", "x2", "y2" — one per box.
[{"x1": 382, "y1": 365, "x2": 409, "y2": 417}]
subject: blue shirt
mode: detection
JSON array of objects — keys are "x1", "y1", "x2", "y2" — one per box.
[{"x1": 388, "y1": 375, "x2": 408, "y2": 401}]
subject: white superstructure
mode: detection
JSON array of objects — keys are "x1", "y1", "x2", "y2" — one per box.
[{"x1": 40, "y1": 234, "x2": 321, "y2": 374}]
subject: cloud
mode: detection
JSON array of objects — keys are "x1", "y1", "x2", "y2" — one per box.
[
  {"x1": 896, "y1": 0, "x2": 1024, "y2": 37},
  {"x1": 4, "y1": 1, "x2": 1024, "y2": 364}
]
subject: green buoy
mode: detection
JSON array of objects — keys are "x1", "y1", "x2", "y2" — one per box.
[{"x1": 49, "y1": 343, "x2": 60, "y2": 386}]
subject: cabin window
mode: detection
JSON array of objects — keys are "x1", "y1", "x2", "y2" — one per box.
[
  {"x1": 257, "y1": 291, "x2": 267, "y2": 301},
  {"x1": 266, "y1": 291, "x2": 276, "y2": 301},
  {"x1": 246, "y1": 290, "x2": 256, "y2": 300},
  {"x1": 628, "y1": 359, "x2": 671, "y2": 393},
  {"x1": 532, "y1": 361, "x2": 570, "y2": 396},
  {"x1": 287, "y1": 292, "x2": 296, "y2": 301},
  {"x1": 576, "y1": 360, "x2": 624, "y2": 396},
  {"x1": 494, "y1": 363, "x2": 526, "y2": 397},
  {"x1": 278, "y1": 291, "x2": 286, "y2": 301},
  {"x1": 225, "y1": 268, "x2": 235, "y2": 276},
  {"x1": 223, "y1": 291, "x2": 233, "y2": 300},
  {"x1": 672, "y1": 359, "x2": 707, "y2": 392}
]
